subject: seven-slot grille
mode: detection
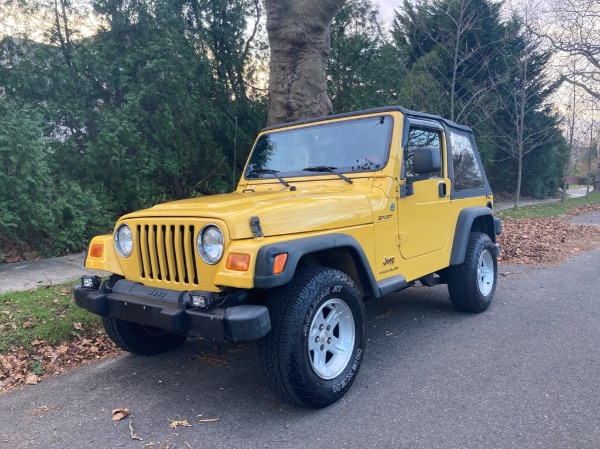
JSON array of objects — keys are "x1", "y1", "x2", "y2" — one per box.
[{"x1": 135, "y1": 223, "x2": 199, "y2": 286}]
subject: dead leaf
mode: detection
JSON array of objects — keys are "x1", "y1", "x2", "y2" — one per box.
[
  {"x1": 73, "y1": 322, "x2": 84, "y2": 331},
  {"x1": 169, "y1": 419, "x2": 192, "y2": 429},
  {"x1": 28, "y1": 406, "x2": 49, "y2": 415},
  {"x1": 198, "y1": 418, "x2": 220, "y2": 423},
  {"x1": 112, "y1": 408, "x2": 130, "y2": 421},
  {"x1": 22, "y1": 321, "x2": 34, "y2": 329},
  {"x1": 25, "y1": 374, "x2": 38, "y2": 385}
]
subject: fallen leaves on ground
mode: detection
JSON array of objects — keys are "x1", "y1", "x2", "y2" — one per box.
[
  {"x1": 169, "y1": 419, "x2": 192, "y2": 429},
  {"x1": 112, "y1": 407, "x2": 130, "y2": 421},
  {"x1": 498, "y1": 214, "x2": 600, "y2": 265},
  {"x1": 0, "y1": 335, "x2": 122, "y2": 395}
]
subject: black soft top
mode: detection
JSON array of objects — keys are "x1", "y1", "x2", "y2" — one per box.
[{"x1": 262, "y1": 106, "x2": 473, "y2": 134}]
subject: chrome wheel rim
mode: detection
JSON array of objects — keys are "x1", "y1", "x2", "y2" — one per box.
[
  {"x1": 477, "y1": 250, "x2": 494, "y2": 296},
  {"x1": 308, "y1": 298, "x2": 355, "y2": 380}
]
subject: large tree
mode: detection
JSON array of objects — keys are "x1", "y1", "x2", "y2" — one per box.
[{"x1": 265, "y1": 0, "x2": 346, "y2": 125}]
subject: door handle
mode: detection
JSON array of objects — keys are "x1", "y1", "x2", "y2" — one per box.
[{"x1": 438, "y1": 182, "x2": 447, "y2": 197}]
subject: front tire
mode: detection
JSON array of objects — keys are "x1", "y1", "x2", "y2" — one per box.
[
  {"x1": 103, "y1": 317, "x2": 187, "y2": 356},
  {"x1": 259, "y1": 267, "x2": 366, "y2": 408},
  {"x1": 448, "y1": 232, "x2": 497, "y2": 313}
]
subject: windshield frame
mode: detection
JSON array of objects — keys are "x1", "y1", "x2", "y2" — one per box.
[{"x1": 243, "y1": 114, "x2": 394, "y2": 182}]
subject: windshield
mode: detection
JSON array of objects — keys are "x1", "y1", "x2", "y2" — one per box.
[{"x1": 245, "y1": 115, "x2": 393, "y2": 180}]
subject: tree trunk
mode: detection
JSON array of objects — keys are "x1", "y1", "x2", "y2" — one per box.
[
  {"x1": 265, "y1": 0, "x2": 346, "y2": 126},
  {"x1": 514, "y1": 152, "x2": 523, "y2": 209},
  {"x1": 594, "y1": 160, "x2": 600, "y2": 192}
]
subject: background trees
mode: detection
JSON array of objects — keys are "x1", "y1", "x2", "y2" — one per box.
[{"x1": 0, "y1": 0, "x2": 588, "y2": 258}]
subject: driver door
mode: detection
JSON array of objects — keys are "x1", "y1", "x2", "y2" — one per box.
[{"x1": 397, "y1": 121, "x2": 450, "y2": 259}]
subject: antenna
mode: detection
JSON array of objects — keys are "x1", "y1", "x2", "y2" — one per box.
[{"x1": 233, "y1": 115, "x2": 237, "y2": 192}]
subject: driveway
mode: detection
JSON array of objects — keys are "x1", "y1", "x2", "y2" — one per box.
[{"x1": 1, "y1": 212, "x2": 600, "y2": 449}]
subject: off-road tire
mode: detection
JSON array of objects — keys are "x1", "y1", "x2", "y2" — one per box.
[
  {"x1": 448, "y1": 232, "x2": 497, "y2": 313},
  {"x1": 259, "y1": 266, "x2": 366, "y2": 408},
  {"x1": 102, "y1": 317, "x2": 187, "y2": 356}
]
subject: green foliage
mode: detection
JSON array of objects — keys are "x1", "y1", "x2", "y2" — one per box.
[
  {"x1": 0, "y1": 0, "x2": 267, "y2": 257},
  {"x1": 328, "y1": 0, "x2": 407, "y2": 113},
  {"x1": 0, "y1": 98, "x2": 111, "y2": 256},
  {"x1": 392, "y1": 0, "x2": 568, "y2": 198}
]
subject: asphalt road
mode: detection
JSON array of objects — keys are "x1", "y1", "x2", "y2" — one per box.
[{"x1": 1, "y1": 214, "x2": 600, "y2": 449}]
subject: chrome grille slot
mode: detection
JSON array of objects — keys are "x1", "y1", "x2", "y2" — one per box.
[{"x1": 136, "y1": 223, "x2": 199, "y2": 286}]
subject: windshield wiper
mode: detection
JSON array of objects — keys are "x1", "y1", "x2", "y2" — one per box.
[
  {"x1": 249, "y1": 169, "x2": 290, "y2": 187},
  {"x1": 303, "y1": 166, "x2": 353, "y2": 184}
]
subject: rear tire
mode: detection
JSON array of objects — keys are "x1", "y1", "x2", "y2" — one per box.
[
  {"x1": 103, "y1": 317, "x2": 187, "y2": 356},
  {"x1": 259, "y1": 267, "x2": 366, "y2": 408},
  {"x1": 448, "y1": 232, "x2": 497, "y2": 313}
]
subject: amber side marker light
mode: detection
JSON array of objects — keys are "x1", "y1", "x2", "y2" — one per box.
[
  {"x1": 273, "y1": 253, "x2": 288, "y2": 275},
  {"x1": 226, "y1": 253, "x2": 251, "y2": 271},
  {"x1": 90, "y1": 244, "x2": 104, "y2": 258}
]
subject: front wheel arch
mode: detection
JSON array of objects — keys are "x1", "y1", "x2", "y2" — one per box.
[{"x1": 254, "y1": 234, "x2": 379, "y2": 298}]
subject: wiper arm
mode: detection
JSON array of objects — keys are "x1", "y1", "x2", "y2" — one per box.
[
  {"x1": 249, "y1": 169, "x2": 290, "y2": 187},
  {"x1": 303, "y1": 166, "x2": 353, "y2": 184}
]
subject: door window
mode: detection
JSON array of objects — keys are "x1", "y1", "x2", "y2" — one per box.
[{"x1": 403, "y1": 127, "x2": 443, "y2": 178}]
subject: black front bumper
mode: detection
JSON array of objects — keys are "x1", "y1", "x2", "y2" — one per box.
[{"x1": 74, "y1": 280, "x2": 271, "y2": 341}]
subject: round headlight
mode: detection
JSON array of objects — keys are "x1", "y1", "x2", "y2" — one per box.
[
  {"x1": 197, "y1": 225, "x2": 224, "y2": 264},
  {"x1": 114, "y1": 224, "x2": 133, "y2": 258}
]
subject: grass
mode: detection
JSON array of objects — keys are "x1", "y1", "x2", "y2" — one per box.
[
  {"x1": 497, "y1": 191, "x2": 600, "y2": 219},
  {"x1": 0, "y1": 282, "x2": 103, "y2": 353}
]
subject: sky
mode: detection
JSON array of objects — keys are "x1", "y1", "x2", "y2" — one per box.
[{"x1": 379, "y1": 0, "x2": 400, "y2": 24}]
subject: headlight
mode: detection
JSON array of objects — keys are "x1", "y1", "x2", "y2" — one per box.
[
  {"x1": 197, "y1": 225, "x2": 224, "y2": 264},
  {"x1": 114, "y1": 224, "x2": 133, "y2": 258}
]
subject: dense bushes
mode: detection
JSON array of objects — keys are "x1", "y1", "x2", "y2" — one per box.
[{"x1": 0, "y1": 99, "x2": 111, "y2": 259}]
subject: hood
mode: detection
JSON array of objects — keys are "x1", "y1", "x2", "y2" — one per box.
[{"x1": 123, "y1": 185, "x2": 375, "y2": 240}]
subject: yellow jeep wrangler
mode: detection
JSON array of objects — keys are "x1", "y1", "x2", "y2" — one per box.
[{"x1": 75, "y1": 106, "x2": 501, "y2": 408}]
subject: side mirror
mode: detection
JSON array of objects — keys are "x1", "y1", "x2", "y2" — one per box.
[{"x1": 413, "y1": 146, "x2": 441, "y2": 175}]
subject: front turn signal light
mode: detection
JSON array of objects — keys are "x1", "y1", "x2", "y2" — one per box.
[
  {"x1": 226, "y1": 253, "x2": 251, "y2": 271},
  {"x1": 273, "y1": 253, "x2": 288, "y2": 275},
  {"x1": 89, "y1": 243, "x2": 104, "y2": 258}
]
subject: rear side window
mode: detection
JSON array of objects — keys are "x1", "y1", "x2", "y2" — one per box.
[{"x1": 449, "y1": 130, "x2": 484, "y2": 190}]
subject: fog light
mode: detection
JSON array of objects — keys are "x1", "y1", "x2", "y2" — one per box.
[
  {"x1": 81, "y1": 275, "x2": 101, "y2": 290},
  {"x1": 190, "y1": 292, "x2": 215, "y2": 310}
]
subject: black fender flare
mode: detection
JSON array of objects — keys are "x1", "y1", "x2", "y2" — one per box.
[
  {"x1": 253, "y1": 233, "x2": 381, "y2": 298},
  {"x1": 450, "y1": 207, "x2": 500, "y2": 265}
]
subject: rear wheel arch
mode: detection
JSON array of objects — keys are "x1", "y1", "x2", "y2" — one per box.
[{"x1": 450, "y1": 207, "x2": 496, "y2": 266}]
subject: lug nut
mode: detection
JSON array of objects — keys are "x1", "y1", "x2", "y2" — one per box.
[
  {"x1": 315, "y1": 336, "x2": 320, "y2": 343},
  {"x1": 327, "y1": 337, "x2": 332, "y2": 344},
  {"x1": 320, "y1": 344, "x2": 325, "y2": 351}
]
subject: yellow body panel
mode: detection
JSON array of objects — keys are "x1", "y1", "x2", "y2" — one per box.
[{"x1": 85, "y1": 109, "x2": 493, "y2": 294}]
